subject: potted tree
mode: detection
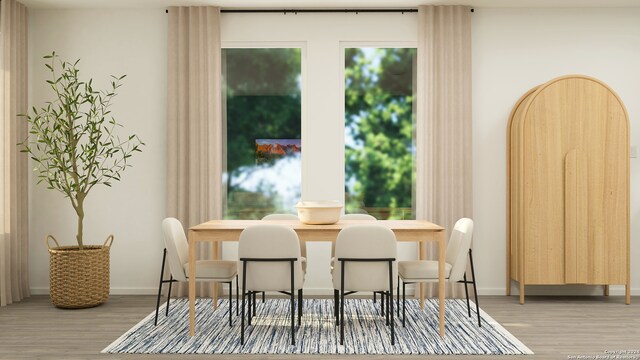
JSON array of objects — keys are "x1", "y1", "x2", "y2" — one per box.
[{"x1": 20, "y1": 53, "x2": 144, "y2": 308}]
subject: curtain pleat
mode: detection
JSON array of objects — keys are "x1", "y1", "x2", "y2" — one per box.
[
  {"x1": 0, "y1": 0, "x2": 29, "y2": 307},
  {"x1": 166, "y1": 6, "x2": 222, "y2": 297},
  {"x1": 416, "y1": 5, "x2": 473, "y2": 298}
]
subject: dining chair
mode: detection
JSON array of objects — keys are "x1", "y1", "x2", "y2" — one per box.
[
  {"x1": 398, "y1": 218, "x2": 480, "y2": 327},
  {"x1": 332, "y1": 224, "x2": 397, "y2": 345},
  {"x1": 238, "y1": 224, "x2": 306, "y2": 346},
  {"x1": 154, "y1": 218, "x2": 238, "y2": 327},
  {"x1": 331, "y1": 214, "x2": 385, "y2": 313}
]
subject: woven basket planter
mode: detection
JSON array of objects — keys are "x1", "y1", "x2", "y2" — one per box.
[{"x1": 46, "y1": 235, "x2": 113, "y2": 309}]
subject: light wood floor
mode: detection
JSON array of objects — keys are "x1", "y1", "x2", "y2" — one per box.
[{"x1": 0, "y1": 295, "x2": 638, "y2": 360}]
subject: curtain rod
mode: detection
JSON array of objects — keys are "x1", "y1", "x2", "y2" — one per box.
[
  {"x1": 165, "y1": 8, "x2": 475, "y2": 14},
  {"x1": 221, "y1": 9, "x2": 418, "y2": 13}
]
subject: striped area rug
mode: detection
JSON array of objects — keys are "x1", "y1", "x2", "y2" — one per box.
[{"x1": 103, "y1": 298, "x2": 532, "y2": 355}]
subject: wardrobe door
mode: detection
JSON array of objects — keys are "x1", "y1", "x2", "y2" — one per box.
[
  {"x1": 522, "y1": 81, "x2": 572, "y2": 285},
  {"x1": 580, "y1": 80, "x2": 628, "y2": 284}
]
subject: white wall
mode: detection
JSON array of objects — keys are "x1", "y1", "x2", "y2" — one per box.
[
  {"x1": 28, "y1": 7, "x2": 640, "y2": 296},
  {"x1": 28, "y1": 9, "x2": 168, "y2": 294},
  {"x1": 472, "y1": 7, "x2": 640, "y2": 295}
]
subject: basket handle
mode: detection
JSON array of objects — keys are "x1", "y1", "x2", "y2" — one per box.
[
  {"x1": 103, "y1": 235, "x2": 114, "y2": 248},
  {"x1": 46, "y1": 235, "x2": 60, "y2": 250}
]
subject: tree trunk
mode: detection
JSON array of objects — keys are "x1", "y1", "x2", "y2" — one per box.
[{"x1": 75, "y1": 198, "x2": 84, "y2": 249}]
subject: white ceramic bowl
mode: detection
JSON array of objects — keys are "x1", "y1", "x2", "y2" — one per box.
[{"x1": 295, "y1": 201, "x2": 343, "y2": 225}]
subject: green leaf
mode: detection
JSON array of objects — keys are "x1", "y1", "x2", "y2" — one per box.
[{"x1": 19, "y1": 52, "x2": 145, "y2": 246}]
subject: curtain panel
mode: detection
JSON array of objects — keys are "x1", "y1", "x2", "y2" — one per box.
[
  {"x1": 166, "y1": 6, "x2": 223, "y2": 297},
  {"x1": 0, "y1": 0, "x2": 29, "y2": 306},
  {"x1": 416, "y1": 5, "x2": 473, "y2": 298}
]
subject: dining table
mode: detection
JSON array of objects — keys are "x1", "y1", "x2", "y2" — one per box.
[{"x1": 187, "y1": 219, "x2": 447, "y2": 337}]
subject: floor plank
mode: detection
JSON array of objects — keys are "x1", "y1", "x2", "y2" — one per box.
[{"x1": 0, "y1": 295, "x2": 638, "y2": 359}]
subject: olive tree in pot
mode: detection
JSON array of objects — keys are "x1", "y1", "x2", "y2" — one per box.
[{"x1": 20, "y1": 53, "x2": 144, "y2": 308}]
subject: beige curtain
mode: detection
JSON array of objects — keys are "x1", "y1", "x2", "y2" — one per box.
[
  {"x1": 166, "y1": 6, "x2": 222, "y2": 297},
  {"x1": 416, "y1": 5, "x2": 473, "y2": 298},
  {"x1": 0, "y1": 0, "x2": 29, "y2": 307}
]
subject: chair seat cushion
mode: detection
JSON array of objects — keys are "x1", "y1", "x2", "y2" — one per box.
[
  {"x1": 184, "y1": 260, "x2": 237, "y2": 280},
  {"x1": 398, "y1": 260, "x2": 452, "y2": 280}
]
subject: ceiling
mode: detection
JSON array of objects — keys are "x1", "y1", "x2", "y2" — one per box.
[{"x1": 20, "y1": 0, "x2": 640, "y2": 9}]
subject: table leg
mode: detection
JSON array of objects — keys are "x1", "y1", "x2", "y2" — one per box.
[
  {"x1": 213, "y1": 241, "x2": 219, "y2": 310},
  {"x1": 437, "y1": 230, "x2": 446, "y2": 337},
  {"x1": 188, "y1": 230, "x2": 196, "y2": 336},
  {"x1": 419, "y1": 240, "x2": 425, "y2": 309}
]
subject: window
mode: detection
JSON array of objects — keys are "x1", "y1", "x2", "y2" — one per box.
[
  {"x1": 222, "y1": 48, "x2": 302, "y2": 219},
  {"x1": 344, "y1": 47, "x2": 416, "y2": 219}
]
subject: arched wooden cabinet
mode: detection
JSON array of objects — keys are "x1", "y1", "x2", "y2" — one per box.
[{"x1": 507, "y1": 75, "x2": 630, "y2": 304}]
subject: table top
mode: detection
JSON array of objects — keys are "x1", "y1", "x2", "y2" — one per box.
[{"x1": 190, "y1": 219, "x2": 444, "y2": 231}]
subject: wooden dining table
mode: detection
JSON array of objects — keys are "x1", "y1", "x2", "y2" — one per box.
[{"x1": 187, "y1": 219, "x2": 447, "y2": 337}]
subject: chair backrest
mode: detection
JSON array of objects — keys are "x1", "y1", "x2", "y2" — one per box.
[
  {"x1": 446, "y1": 218, "x2": 474, "y2": 282},
  {"x1": 332, "y1": 214, "x2": 377, "y2": 256},
  {"x1": 340, "y1": 213, "x2": 377, "y2": 220},
  {"x1": 238, "y1": 224, "x2": 304, "y2": 291},
  {"x1": 262, "y1": 213, "x2": 305, "y2": 257},
  {"x1": 262, "y1": 213, "x2": 298, "y2": 220},
  {"x1": 161, "y1": 217, "x2": 189, "y2": 282},
  {"x1": 332, "y1": 224, "x2": 397, "y2": 292}
]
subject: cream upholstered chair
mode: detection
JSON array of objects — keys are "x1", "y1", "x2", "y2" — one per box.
[
  {"x1": 331, "y1": 213, "x2": 376, "y2": 259},
  {"x1": 261, "y1": 213, "x2": 306, "y2": 272},
  {"x1": 332, "y1": 224, "x2": 397, "y2": 345},
  {"x1": 398, "y1": 218, "x2": 479, "y2": 327},
  {"x1": 238, "y1": 224, "x2": 305, "y2": 346},
  {"x1": 340, "y1": 213, "x2": 377, "y2": 220},
  {"x1": 155, "y1": 218, "x2": 238, "y2": 327},
  {"x1": 331, "y1": 214, "x2": 383, "y2": 308}
]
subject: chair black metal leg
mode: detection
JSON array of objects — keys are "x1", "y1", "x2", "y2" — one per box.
[
  {"x1": 154, "y1": 249, "x2": 167, "y2": 326},
  {"x1": 334, "y1": 289, "x2": 338, "y2": 318},
  {"x1": 469, "y1": 249, "x2": 481, "y2": 327},
  {"x1": 241, "y1": 261, "x2": 247, "y2": 345},
  {"x1": 252, "y1": 291, "x2": 257, "y2": 316},
  {"x1": 248, "y1": 291, "x2": 252, "y2": 326},
  {"x1": 397, "y1": 276, "x2": 400, "y2": 317},
  {"x1": 373, "y1": 291, "x2": 377, "y2": 303},
  {"x1": 385, "y1": 291, "x2": 390, "y2": 326},
  {"x1": 380, "y1": 289, "x2": 385, "y2": 317},
  {"x1": 228, "y1": 281, "x2": 233, "y2": 327},
  {"x1": 389, "y1": 260, "x2": 394, "y2": 345},
  {"x1": 297, "y1": 289, "x2": 303, "y2": 326},
  {"x1": 402, "y1": 281, "x2": 406, "y2": 327},
  {"x1": 262, "y1": 291, "x2": 266, "y2": 303},
  {"x1": 236, "y1": 275, "x2": 239, "y2": 316},
  {"x1": 340, "y1": 261, "x2": 345, "y2": 346},
  {"x1": 334, "y1": 289, "x2": 339, "y2": 325},
  {"x1": 166, "y1": 275, "x2": 173, "y2": 316},
  {"x1": 463, "y1": 272, "x2": 471, "y2": 317},
  {"x1": 290, "y1": 260, "x2": 295, "y2": 346}
]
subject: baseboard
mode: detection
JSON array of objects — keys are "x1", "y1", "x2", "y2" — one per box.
[
  {"x1": 31, "y1": 286, "x2": 640, "y2": 297},
  {"x1": 30, "y1": 287, "x2": 160, "y2": 296},
  {"x1": 492, "y1": 285, "x2": 640, "y2": 296},
  {"x1": 29, "y1": 286, "x2": 419, "y2": 297}
]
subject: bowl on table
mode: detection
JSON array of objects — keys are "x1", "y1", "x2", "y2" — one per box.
[{"x1": 295, "y1": 201, "x2": 343, "y2": 225}]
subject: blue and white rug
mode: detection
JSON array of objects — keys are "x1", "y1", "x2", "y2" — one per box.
[{"x1": 103, "y1": 298, "x2": 532, "y2": 355}]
